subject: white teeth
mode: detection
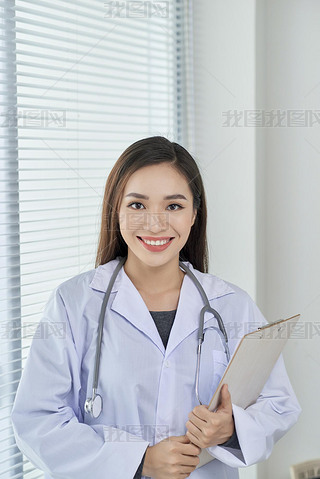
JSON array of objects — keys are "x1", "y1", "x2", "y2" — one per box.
[{"x1": 141, "y1": 238, "x2": 171, "y2": 246}]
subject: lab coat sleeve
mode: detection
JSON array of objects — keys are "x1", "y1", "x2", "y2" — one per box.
[
  {"x1": 11, "y1": 287, "x2": 149, "y2": 479},
  {"x1": 205, "y1": 297, "x2": 302, "y2": 467}
]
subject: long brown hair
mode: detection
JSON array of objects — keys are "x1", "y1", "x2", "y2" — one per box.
[{"x1": 95, "y1": 136, "x2": 209, "y2": 273}]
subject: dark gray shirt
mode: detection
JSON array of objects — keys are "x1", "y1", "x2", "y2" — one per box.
[{"x1": 133, "y1": 309, "x2": 240, "y2": 478}]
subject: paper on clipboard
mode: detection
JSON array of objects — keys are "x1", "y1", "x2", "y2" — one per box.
[{"x1": 197, "y1": 314, "x2": 300, "y2": 469}]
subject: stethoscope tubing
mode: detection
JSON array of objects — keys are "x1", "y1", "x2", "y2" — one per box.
[
  {"x1": 93, "y1": 256, "x2": 127, "y2": 392},
  {"x1": 85, "y1": 256, "x2": 230, "y2": 417},
  {"x1": 179, "y1": 262, "x2": 230, "y2": 405}
]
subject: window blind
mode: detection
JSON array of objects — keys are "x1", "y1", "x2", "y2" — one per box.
[
  {"x1": 0, "y1": 0, "x2": 194, "y2": 477},
  {"x1": 1, "y1": 1, "x2": 24, "y2": 478}
]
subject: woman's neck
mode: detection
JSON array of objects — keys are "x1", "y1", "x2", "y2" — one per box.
[{"x1": 123, "y1": 256, "x2": 185, "y2": 295}]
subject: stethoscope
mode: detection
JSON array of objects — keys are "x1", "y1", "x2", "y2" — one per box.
[{"x1": 84, "y1": 256, "x2": 230, "y2": 419}]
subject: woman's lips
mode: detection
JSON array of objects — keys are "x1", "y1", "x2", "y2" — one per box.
[
  {"x1": 139, "y1": 236, "x2": 173, "y2": 241},
  {"x1": 137, "y1": 236, "x2": 174, "y2": 252}
]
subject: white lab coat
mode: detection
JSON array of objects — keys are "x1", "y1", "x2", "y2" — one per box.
[{"x1": 11, "y1": 257, "x2": 301, "y2": 479}]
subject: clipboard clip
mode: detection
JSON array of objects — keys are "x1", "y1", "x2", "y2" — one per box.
[{"x1": 257, "y1": 318, "x2": 284, "y2": 331}]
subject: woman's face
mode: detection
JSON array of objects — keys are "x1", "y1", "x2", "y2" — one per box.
[{"x1": 118, "y1": 163, "x2": 197, "y2": 267}]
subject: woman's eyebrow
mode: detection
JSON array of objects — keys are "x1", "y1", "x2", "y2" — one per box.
[{"x1": 125, "y1": 193, "x2": 188, "y2": 200}]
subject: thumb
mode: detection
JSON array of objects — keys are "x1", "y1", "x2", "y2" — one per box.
[
  {"x1": 217, "y1": 384, "x2": 232, "y2": 411},
  {"x1": 173, "y1": 434, "x2": 190, "y2": 443}
]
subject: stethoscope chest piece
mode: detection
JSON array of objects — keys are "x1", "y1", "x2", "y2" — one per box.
[{"x1": 84, "y1": 393, "x2": 103, "y2": 419}]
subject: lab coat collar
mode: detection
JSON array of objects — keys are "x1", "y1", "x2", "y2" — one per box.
[{"x1": 89, "y1": 256, "x2": 235, "y2": 357}]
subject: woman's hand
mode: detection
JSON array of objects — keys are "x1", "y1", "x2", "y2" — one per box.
[
  {"x1": 142, "y1": 434, "x2": 201, "y2": 479},
  {"x1": 185, "y1": 384, "x2": 234, "y2": 448}
]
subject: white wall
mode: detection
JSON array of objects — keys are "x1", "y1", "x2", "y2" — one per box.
[
  {"x1": 193, "y1": 0, "x2": 320, "y2": 478},
  {"x1": 192, "y1": 1, "x2": 258, "y2": 477},
  {"x1": 257, "y1": 0, "x2": 320, "y2": 478},
  {"x1": 192, "y1": 0, "x2": 257, "y2": 298}
]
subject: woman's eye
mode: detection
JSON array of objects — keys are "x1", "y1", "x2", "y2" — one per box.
[
  {"x1": 128, "y1": 202, "x2": 144, "y2": 210},
  {"x1": 167, "y1": 203, "x2": 183, "y2": 211},
  {"x1": 127, "y1": 202, "x2": 183, "y2": 211}
]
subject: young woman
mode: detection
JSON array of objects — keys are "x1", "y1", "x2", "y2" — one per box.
[{"x1": 11, "y1": 136, "x2": 301, "y2": 479}]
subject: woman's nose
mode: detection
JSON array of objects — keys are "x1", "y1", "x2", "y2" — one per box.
[{"x1": 145, "y1": 211, "x2": 168, "y2": 231}]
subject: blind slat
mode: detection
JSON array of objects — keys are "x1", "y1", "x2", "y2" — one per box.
[
  {"x1": 14, "y1": 39, "x2": 170, "y2": 62},
  {"x1": 13, "y1": 5, "x2": 171, "y2": 38},
  {"x1": 14, "y1": 25, "x2": 170, "y2": 53}
]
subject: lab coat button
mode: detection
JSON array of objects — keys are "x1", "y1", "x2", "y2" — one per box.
[{"x1": 164, "y1": 360, "x2": 170, "y2": 368}]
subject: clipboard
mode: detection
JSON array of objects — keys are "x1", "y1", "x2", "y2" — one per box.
[{"x1": 197, "y1": 313, "x2": 300, "y2": 469}]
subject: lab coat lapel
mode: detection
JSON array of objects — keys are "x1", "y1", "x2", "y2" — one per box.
[
  {"x1": 110, "y1": 267, "x2": 166, "y2": 353},
  {"x1": 89, "y1": 258, "x2": 166, "y2": 354},
  {"x1": 164, "y1": 263, "x2": 235, "y2": 357},
  {"x1": 89, "y1": 257, "x2": 235, "y2": 357}
]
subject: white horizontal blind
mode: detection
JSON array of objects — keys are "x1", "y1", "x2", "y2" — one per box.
[
  {"x1": 0, "y1": 0, "x2": 194, "y2": 477},
  {"x1": 1, "y1": 2, "x2": 24, "y2": 478}
]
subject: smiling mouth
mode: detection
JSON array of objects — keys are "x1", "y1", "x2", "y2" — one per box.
[{"x1": 137, "y1": 236, "x2": 174, "y2": 245}]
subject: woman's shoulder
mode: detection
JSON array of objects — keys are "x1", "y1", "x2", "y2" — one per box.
[
  {"x1": 53, "y1": 258, "x2": 121, "y2": 299},
  {"x1": 53, "y1": 268, "x2": 97, "y2": 299},
  {"x1": 191, "y1": 264, "x2": 267, "y2": 321},
  {"x1": 185, "y1": 261, "x2": 253, "y2": 305},
  {"x1": 194, "y1": 269, "x2": 267, "y2": 332}
]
